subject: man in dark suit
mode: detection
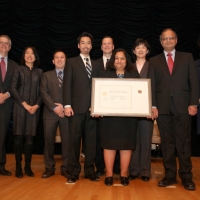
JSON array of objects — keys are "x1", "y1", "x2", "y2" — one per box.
[
  {"x1": 95, "y1": 36, "x2": 120, "y2": 176},
  {"x1": 40, "y1": 50, "x2": 69, "y2": 178},
  {"x1": 148, "y1": 28, "x2": 199, "y2": 190},
  {"x1": 63, "y1": 32, "x2": 100, "y2": 183},
  {"x1": 0, "y1": 35, "x2": 18, "y2": 176}
]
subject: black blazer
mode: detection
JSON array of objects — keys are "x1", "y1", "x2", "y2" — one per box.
[
  {"x1": 63, "y1": 55, "x2": 100, "y2": 114},
  {"x1": 40, "y1": 69, "x2": 64, "y2": 119},
  {"x1": 96, "y1": 57, "x2": 105, "y2": 71},
  {"x1": 0, "y1": 59, "x2": 18, "y2": 113},
  {"x1": 148, "y1": 51, "x2": 199, "y2": 114},
  {"x1": 133, "y1": 61, "x2": 149, "y2": 78}
]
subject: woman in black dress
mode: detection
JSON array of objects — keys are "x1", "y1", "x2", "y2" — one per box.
[
  {"x1": 128, "y1": 38, "x2": 154, "y2": 182},
  {"x1": 11, "y1": 47, "x2": 42, "y2": 178},
  {"x1": 99, "y1": 48, "x2": 139, "y2": 186}
]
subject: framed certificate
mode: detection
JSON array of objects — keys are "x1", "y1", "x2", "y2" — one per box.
[{"x1": 91, "y1": 78, "x2": 152, "y2": 117}]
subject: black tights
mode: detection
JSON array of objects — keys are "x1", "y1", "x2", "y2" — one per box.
[{"x1": 14, "y1": 135, "x2": 33, "y2": 146}]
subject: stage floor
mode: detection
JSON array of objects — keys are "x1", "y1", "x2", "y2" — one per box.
[{"x1": 0, "y1": 154, "x2": 200, "y2": 200}]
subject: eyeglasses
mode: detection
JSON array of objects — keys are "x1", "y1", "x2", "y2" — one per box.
[
  {"x1": 0, "y1": 41, "x2": 10, "y2": 46},
  {"x1": 161, "y1": 37, "x2": 176, "y2": 41}
]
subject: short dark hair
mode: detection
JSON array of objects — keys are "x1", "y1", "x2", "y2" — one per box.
[
  {"x1": 132, "y1": 38, "x2": 151, "y2": 61},
  {"x1": 52, "y1": 50, "x2": 67, "y2": 59},
  {"x1": 101, "y1": 36, "x2": 114, "y2": 45},
  {"x1": 107, "y1": 48, "x2": 135, "y2": 72},
  {"x1": 21, "y1": 46, "x2": 40, "y2": 67},
  {"x1": 77, "y1": 32, "x2": 93, "y2": 44},
  {"x1": 160, "y1": 28, "x2": 177, "y2": 40}
]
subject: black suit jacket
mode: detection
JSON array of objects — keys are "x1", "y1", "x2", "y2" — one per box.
[
  {"x1": 96, "y1": 58, "x2": 105, "y2": 71},
  {"x1": 40, "y1": 69, "x2": 64, "y2": 120},
  {"x1": 148, "y1": 51, "x2": 199, "y2": 114},
  {"x1": 63, "y1": 55, "x2": 100, "y2": 114},
  {"x1": 0, "y1": 59, "x2": 18, "y2": 114}
]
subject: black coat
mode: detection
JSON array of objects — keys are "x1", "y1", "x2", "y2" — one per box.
[{"x1": 11, "y1": 65, "x2": 42, "y2": 136}]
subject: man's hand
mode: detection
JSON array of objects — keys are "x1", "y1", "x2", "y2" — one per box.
[
  {"x1": 0, "y1": 93, "x2": 8, "y2": 104},
  {"x1": 148, "y1": 107, "x2": 158, "y2": 120},
  {"x1": 54, "y1": 103, "x2": 64, "y2": 117},
  {"x1": 188, "y1": 105, "x2": 197, "y2": 116},
  {"x1": 64, "y1": 107, "x2": 74, "y2": 117}
]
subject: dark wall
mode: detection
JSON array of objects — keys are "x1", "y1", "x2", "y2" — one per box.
[{"x1": 1, "y1": 0, "x2": 200, "y2": 155}]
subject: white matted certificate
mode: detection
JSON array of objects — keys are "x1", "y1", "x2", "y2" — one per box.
[{"x1": 91, "y1": 78, "x2": 152, "y2": 117}]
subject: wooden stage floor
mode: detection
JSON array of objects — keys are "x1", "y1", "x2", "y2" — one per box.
[{"x1": 0, "y1": 154, "x2": 200, "y2": 200}]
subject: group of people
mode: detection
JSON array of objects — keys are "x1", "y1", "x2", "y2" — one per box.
[{"x1": 0, "y1": 28, "x2": 198, "y2": 191}]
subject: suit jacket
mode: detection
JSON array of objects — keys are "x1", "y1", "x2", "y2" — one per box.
[
  {"x1": 0, "y1": 59, "x2": 18, "y2": 114},
  {"x1": 96, "y1": 58, "x2": 105, "y2": 71},
  {"x1": 63, "y1": 55, "x2": 100, "y2": 114},
  {"x1": 148, "y1": 51, "x2": 199, "y2": 114},
  {"x1": 40, "y1": 69, "x2": 65, "y2": 120}
]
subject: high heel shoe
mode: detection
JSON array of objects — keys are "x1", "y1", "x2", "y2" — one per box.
[{"x1": 104, "y1": 177, "x2": 113, "y2": 186}]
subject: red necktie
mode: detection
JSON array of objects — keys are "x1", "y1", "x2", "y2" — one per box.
[
  {"x1": 167, "y1": 53, "x2": 174, "y2": 74},
  {"x1": 1, "y1": 57, "x2": 6, "y2": 82}
]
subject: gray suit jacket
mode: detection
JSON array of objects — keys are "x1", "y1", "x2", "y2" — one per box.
[{"x1": 40, "y1": 69, "x2": 64, "y2": 119}]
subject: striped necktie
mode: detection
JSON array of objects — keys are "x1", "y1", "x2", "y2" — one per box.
[
  {"x1": 58, "y1": 71, "x2": 63, "y2": 87},
  {"x1": 1, "y1": 57, "x2": 6, "y2": 82},
  {"x1": 85, "y1": 58, "x2": 92, "y2": 78}
]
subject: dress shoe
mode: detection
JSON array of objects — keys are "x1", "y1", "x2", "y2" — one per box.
[
  {"x1": 67, "y1": 175, "x2": 79, "y2": 183},
  {"x1": 128, "y1": 175, "x2": 138, "y2": 180},
  {"x1": 85, "y1": 174, "x2": 100, "y2": 182},
  {"x1": 41, "y1": 168, "x2": 55, "y2": 178},
  {"x1": 15, "y1": 169, "x2": 23, "y2": 178},
  {"x1": 95, "y1": 169, "x2": 104, "y2": 176},
  {"x1": 61, "y1": 170, "x2": 69, "y2": 178},
  {"x1": 141, "y1": 176, "x2": 150, "y2": 182},
  {"x1": 0, "y1": 168, "x2": 12, "y2": 176},
  {"x1": 182, "y1": 179, "x2": 196, "y2": 190},
  {"x1": 121, "y1": 177, "x2": 129, "y2": 186},
  {"x1": 24, "y1": 167, "x2": 34, "y2": 177},
  {"x1": 158, "y1": 177, "x2": 177, "y2": 187},
  {"x1": 104, "y1": 177, "x2": 113, "y2": 186}
]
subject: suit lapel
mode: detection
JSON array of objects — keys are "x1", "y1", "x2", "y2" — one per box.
[
  {"x1": 4, "y1": 59, "x2": 13, "y2": 82},
  {"x1": 51, "y1": 70, "x2": 61, "y2": 89},
  {"x1": 159, "y1": 53, "x2": 170, "y2": 75},
  {"x1": 77, "y1": 56, "x2": 89, "y2": 79},
  {"x1": 173, "y1": 51, "x2": 181, "y2": 74}
]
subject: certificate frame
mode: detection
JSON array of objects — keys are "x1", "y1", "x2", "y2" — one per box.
[{"x1": 91, "y1": 78, "x2": 152, "y2": 117}]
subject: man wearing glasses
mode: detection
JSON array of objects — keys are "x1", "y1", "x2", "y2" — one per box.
[
  {"x1": 148, "y1": 28, "x2": 199, "y2": 190},
  {"x1": 0, "y1": 35, "x2": 18, "y2": 176}
]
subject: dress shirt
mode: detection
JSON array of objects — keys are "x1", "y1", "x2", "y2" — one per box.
[
  {"x1": 55, "y1": 68, "x2": 64, "y2": 79},
  {"x1": 163, "y1": 49, "x2": 176, "y2": 62},
  {"x1": 102, "y1": 56, "x2": 110, "y2": 69},
  {"x1": 80, "y1": 53, "x2": 92, "y2": 67}
]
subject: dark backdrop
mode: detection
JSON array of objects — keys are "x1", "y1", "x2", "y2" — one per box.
[{"x1": 1, "y1": 0, "x2": 200, "y2": 155}]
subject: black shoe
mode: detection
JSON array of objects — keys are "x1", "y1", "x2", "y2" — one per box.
[
  {"x1": 121, "y1": 177, "x2": 129, "y2": 186},
  {"x1": 141, "y1": 176, "x2": 150, "y2": 182},
  {"x1": 85, "y1": 174, "x2": 100, "y2": 182},
  {"x1": 15, "y1": 168, "x2": 23, "y2": 178},
  {"x1": 158, "y1": 177, "x2": 177, "y2": 187},
  {"x1": 104, "y1": 177, "x2": 113, "y2": 186},
  {"x1": 0, "y1": 168, "x2": 12, "y2": 176},
  {"x1": 182, "y1": 179, "x2": 196, "y2": 190},
  {"x1": 41, "y1": 168, "x2": 55, "y2": 178},
  {"x1": 113, "y1": 168, "x2": 120, "y2": 175},
  {"x1": 24, "y1": 166, "x2": 34, "y2": 177},
  {"x1": 67, "y1": 175, "x2": 79, "y2": 183},
  {"x1": 128, "y1": 175, "x2": 138, "y2": 180},
  {"x1": 95, "y1": 169, "x2": 104, "y2": 176},
  {"x1": 61, "y1": 170, "x2": 69, "y2": 178}
]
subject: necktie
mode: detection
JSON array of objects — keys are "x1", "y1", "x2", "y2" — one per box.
[
  {"x1": 167, "y1": 53, "x2": 174, "y2": 74},
  {"x1": 58, "y1": 71, "x2": 63, "y2": 87},
  {"x1": 105, "y1": 58, "x2": 109, "y2": 70},
  {"x1": 1, "y1": 57, "x2": 6, "y2": 82},
  {"x1": 85, "y1": 58, "x2": 92, "y2": 78}
]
